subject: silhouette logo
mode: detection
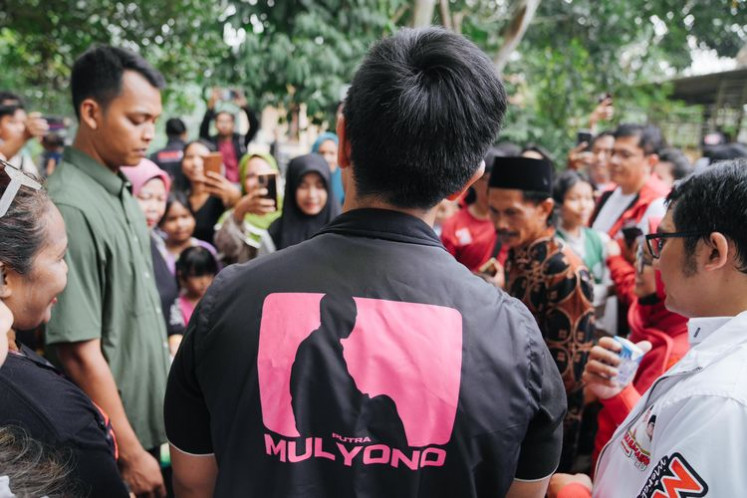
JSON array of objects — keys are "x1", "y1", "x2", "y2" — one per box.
[{"x1": 257, "y1": 293, "x2": 463, "y2": 448}]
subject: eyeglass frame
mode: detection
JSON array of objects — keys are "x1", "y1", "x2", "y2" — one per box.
[
  {"x1": 645, "y1": 231, "x2": 711, "y2": 259},
  {"x1": 0, "y1": 158, "x2": 43, "y2": 219},
  {"x1": 635, "y1": 244, "x2": 654, "y2": 274}
]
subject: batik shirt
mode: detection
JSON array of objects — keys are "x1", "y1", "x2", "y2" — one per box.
[{"x1": 505, "y1": 234, "x2": 595, "y2": 471}]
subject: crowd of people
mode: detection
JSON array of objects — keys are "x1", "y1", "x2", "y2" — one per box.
[{"x1": 1, "y1": 25, "x2": 747, "y2": 498}]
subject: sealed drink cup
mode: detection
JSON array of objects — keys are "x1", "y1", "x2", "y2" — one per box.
[{"x1": 613, "y1": 336, "x2": 645, "y2": 386}]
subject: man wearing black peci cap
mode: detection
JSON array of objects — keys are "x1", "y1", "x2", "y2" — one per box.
[{"x1": 488, "y1": 156, "x2": 595, "y2": 472}]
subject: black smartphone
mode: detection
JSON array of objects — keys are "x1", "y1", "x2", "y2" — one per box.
[
  {"x1": 257, "y1": 173, "x2": 278, "y2": 210},
  {"x1": 577, "y1": 131, "x2": 592, "y2": 146}
]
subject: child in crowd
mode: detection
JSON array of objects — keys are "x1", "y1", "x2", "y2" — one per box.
[
  {"x1": 176, "y1": 246, "x2": 219, "y2": 325},
  {"x1": 158, "y1": 191, "x2": 219, "y2": 274},
  {"x1": 261, "y1": 154, "x2": 341, "y2": 254}
]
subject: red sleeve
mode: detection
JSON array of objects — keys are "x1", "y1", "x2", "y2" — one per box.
[
  {"x1": 600, "y1": 383, "x2": 642, "y2": 426},
  {"x1": 440, "y1": 221, "x2": 459, "y2": 258},
  {"x1": 607, "y1": 254, "x2": 636, "y2": 308},
  {"x1": 557, "y1": 482, "x2": 593, "y2": 498}
]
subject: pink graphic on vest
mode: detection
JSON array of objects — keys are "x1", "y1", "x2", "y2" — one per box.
[
  {"x1": 257, "y1": 293, "x2": 323, "y2": 438},
  {"x1": 343, "y1": 297, "x2": 463, "y2": 447},
  {"x1": 256, "y1": 293, "x2": 463, "y2": 448}
]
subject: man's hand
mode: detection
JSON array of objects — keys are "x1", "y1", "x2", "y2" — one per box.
[
  {"x1": 582, "y1": 337, "x2": 651, "y2": 400},
  {"x1": 234, "y1": 89, "x2": 248, "y2": 109},
  {"x1": 203, "y1": 171, "x2": 241, "y2": 207},
  {"x1": 119, "y1": 447, "x2": 166, "y2": 498},
  {"x1": 207, "y1": 87, "x2": 221, "y2": 110},
  {"x1": 23, "y1": 112, "x2": 48, "y2": 141},
  {"x1": 567, "y1": 142, "x2": 591, "y2": 171},
  {"x1": 548, "y1": 473, "x2": 593, "y2": 498},
  {"x1": 233, "y1": 188, "x2": 277, "y2": 222},
  {"x1": 589, "y1": 97, "x2": 614, "y2": 131}
]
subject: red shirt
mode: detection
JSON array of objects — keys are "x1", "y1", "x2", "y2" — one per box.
[
  {"x1": 218, "y1": 139, "x2": 239, "y2": 183},
  {"x1": 440, "y1": 207, "x2": 504, "y2": 272}
]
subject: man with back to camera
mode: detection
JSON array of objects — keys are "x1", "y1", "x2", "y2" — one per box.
[
  {"x1": 165, "y1": 27, "x2": 566, "y2": 498},
  {"x1": 487, "y1": 156, "x2": 595, "y2": 472},
  {"x1": 45, "y1": 45, "x2": 171, "y2": 497},
  {"x1": 550, "y1": 159, "x2": 747, "y2": 497}
]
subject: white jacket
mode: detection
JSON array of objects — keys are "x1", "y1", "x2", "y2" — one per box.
[{"x1": 594, "y1": 311, "x2": 747, "y2": 497}]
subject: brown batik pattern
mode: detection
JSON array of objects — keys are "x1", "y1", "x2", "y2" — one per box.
[{"x1": 505, "y1": 234, "x2": 595, "y2": 471}]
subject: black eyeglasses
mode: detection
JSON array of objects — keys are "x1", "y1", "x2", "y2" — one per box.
[
  {"x1": 636, "y1": 245, "x2": 654, "y2": 273},
  {"x1": 645, "y1": 231, "x2": 709, "y2": 259},
  {"x1": 0, "y1": 158, "x2": 43, "y2": 218}
]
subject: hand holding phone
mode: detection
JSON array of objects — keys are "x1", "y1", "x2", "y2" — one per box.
[
  {"x1": 257, "y1": 173, "x2": 278, "y2": 210},
  {"x1": 203, "y1": 152, "x2": 223, "y2": 178}
]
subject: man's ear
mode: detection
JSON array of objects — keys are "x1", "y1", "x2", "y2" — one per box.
[
  {"x1": 646, "y1": 153, "x2": 660, "y2": 170},
  {"x1": 0, "y1": 264, "x2": 11, "y2": 300},
  {"x1": 703, "y1": 232, "x2": 730, "y2": 272},
  {"x1": 78, "y1": 98, "x2": 101, "y2": 131},
  {"x1": 447, "y1": 162, "x2": 486, "y2": 201},
  {"x1": 538, "y1": 197, "x2": 555, "y2": 223},
  {"x1": 336, "y1": 115, "x2": 352, "y2": 169}
]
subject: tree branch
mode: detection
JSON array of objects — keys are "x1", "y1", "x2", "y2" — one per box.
[{"x1": 493, "y1": 0, "x2": 542, "y2": 75}]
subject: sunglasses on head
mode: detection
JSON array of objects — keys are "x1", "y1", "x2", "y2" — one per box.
[{"x1": 0, "y1": 158, "x2": 43, "y2": 218}]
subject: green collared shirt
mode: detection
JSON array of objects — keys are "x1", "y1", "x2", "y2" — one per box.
[{"x1": 46, "y1": 147, "x2": 170, "y2": 450}]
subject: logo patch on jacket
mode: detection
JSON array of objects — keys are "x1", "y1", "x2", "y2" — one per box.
[{"x1": 638, "y1": 452, "x2": 708, "y2": 498}]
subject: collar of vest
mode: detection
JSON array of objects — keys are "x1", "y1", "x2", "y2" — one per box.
[{"x1": 315, "y1": 208, "x2": 443, "y2": 248}]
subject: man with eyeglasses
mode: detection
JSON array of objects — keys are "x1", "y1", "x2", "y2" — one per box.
[{"x1": 550, "y1": 159, "x2": 747, "y2": 497}]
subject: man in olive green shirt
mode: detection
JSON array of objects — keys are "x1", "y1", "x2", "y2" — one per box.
[{"x1": 45, "y1": 46, "x2": 169, "y2": 497}]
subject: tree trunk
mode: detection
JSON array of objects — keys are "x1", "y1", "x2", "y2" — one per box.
[
  {"x1": 412, "y1": 0, "x2": 436, "y2": 27},
  {"x1": 493, "y1": 0, "x2": 541, "y2": 75}
]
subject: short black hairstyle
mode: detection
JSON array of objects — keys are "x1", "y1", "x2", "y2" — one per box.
[
  {"x1": 214, "y1": 111, "x2": 235, "y2": 122},
  {"x1": 666, "y1": 158, "x2": 747, "y2": 274},
  {"x1": 343, "y1": 27, "x2": 507, "y2": 209},
  {"x1": 614, "y1": 124, "x2": 664, "y2": 156},
  {"x1": 0, "y1": 91, "x2": 24, "y2": 108},
  {"x1": 658, "y1": 147, "x2": 692, "y2": 180},
  {"x1": 165, "y1": 117, "x2": 187, "y2": 138},
  {"x1": 176, "y1": 246, "x2": 219, "y2": 280},
  {"x1": 591, "y1": 130, "x2": 614, "y2": 146},
  {"x1": 71, "y1": 45, "x2": 165, "y2": 119},
  {"x1": 703, "y1": 143, "x2": 747, "y2": 163},
  {"x1": 553, "y1": 170, "x2": 591, "y2": 206}
]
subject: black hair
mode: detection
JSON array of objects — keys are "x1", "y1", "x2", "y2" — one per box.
[
  {"x1": 0, "y1": 171, "x2": 51, "y2": 275},
  {"x1": 343, "y1": 27, "x2": 507, "y2": 209},
  {"x1": 553, "y1": 170, "x2": 591, "y2": 205},
  {"x1": 71, "y1": 45, "x2": 165, "y2": 119},
  {"x1": 159, "y1": 190, "x2": 194, "y2": 228},
  {"x1": 591, "y1": 130, "x2": 614, "y2": 146},
  {"x1": 666, "y1": 158, "x2": 747, "y2": 274},
  {"x1": 521, "y1": 143, "x2": 555, "y2": 169},
  {"x1": 0, "y1": 105, "x2": 20, "y2": 120},
  {"x1": 0, "y1": 91, "x2": 24, "y2": 108},
  {"x1": 183, "y1": 138, "x2": 216, "y2": 154},
  {"x1": 214, "y1": 111, "x2": 235, "y2": 122},
  {"x1": 176, "y1": 246, "x2": 219, "y2": 280},
  {"x1": 658, "y1": 147, "x2": 692, "y2": 180},
  {"x1": 165, "y1": 117, "x2": 187, "y2": 138},
  {"x1": 614, "y1": 124, "x2": 664, "y2": 156},
  {"x1": 703, "y1": 143, "x2": 747, "y2": 163}
]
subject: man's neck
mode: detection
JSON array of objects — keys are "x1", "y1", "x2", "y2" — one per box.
[
  {"x1": 6, "y1": 329, "x2": 18, "y2": 353},
  {"x1": 72, "y1": 134, "x2": 118, "y2": 174},
  {"x1": 620, "y1": 173, "x2": 649, "y2": 196},
  {"x1": 468, "y1": 202, "x2": 489, "y2": 220},
  {"x1": 343, "y1": 196, "x2": 435, "y2": 227}
]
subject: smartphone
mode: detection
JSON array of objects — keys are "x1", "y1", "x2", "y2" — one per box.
[
  {"x1": 621, "y1": 226, "x2": 643, "y2": 246},
  {"x1": 257, "y1": 173, "x2": 278, "y2": 210},
  {"x1": 222, "y1": 88, "x2": 238, "y2": 101},
  {"x1": 203, "y1": 152, "x2": 223, "y2": 177},
  {"x1": 43, "y1": 115, "x2": 66, "y2": 132},
  {"x1": 577, "y1": 131, "x2": 592, "y2": 146}
]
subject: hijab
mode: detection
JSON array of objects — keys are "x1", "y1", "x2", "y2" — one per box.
[
  {"x1": 122, "y1": 158, "x2": 171, "y2": 196},
  {"x1": 311, "y1": 132, "x2": 344, "y2": 205},
  {"x1": 268, "y1": 154, "x2": 341, "y2": 250}
]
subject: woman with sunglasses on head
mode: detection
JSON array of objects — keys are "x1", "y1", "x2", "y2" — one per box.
[
  {"x1": 581, "y1": 218, "x2": 690, "y2": 470},
  {"x1": 0, "y1": 163, "x2": 128, "y2": 496}
]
